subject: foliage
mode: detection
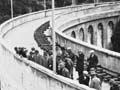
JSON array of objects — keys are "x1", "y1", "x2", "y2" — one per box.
[
  {"x1": 0, "y1": 0, "x2": 118, "y2": 24},
  {"x1": 55, "y1": 0, "x2": 71, "y2": 7},
  {"x1": 0, "y1": 0, "x2": 45, "y2": 24}
]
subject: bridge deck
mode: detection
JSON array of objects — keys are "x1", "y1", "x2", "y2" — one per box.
[{"x1": 3, "y1": 17, "x2": 49, "y2": 54}]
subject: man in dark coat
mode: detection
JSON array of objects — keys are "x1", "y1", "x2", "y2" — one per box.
[
  {"x1": 27, "y1": 51, "x2": 34, "y2": 61},
  {"x1": 109, "y1": 79, "x2": 119, "y2": 90},
  {"x1": 76, "y1": 50, "x2": 84, "y2": 78},
  {"x1": 67, "y1": 47, "x2": 76, "y2": 64},
  {"x1": 65, "y1": 57, "x2": 74, "y2": 79},
  {"x1": 87, "y1": 50, "x2": 98, "y2": 72},
  {"x1": 79, "y1": 71, "x2": 90, "y2": 86}
]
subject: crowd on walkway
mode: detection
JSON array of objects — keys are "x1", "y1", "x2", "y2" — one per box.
[{"x1": 14, "y1": 44, "x2": 119, "y2": 90}]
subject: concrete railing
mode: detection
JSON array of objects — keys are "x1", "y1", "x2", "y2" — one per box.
[{"x1": 0, "y1": 1, "x2": 120, "y2": 90}]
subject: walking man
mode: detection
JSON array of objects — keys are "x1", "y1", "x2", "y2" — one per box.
[
  {"x1": 89, "y1": 70, "x2": 101, "y2": 90},
  {"x1": 76, "y1": 50, "x2": 84, "y2": 79},
  {"x1": 87, "y1": 50, "x2": 98, "y2": 71}
]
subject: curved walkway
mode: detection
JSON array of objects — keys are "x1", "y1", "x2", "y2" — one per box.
[{"x1": 3, "y1": 17, "x2": 50, "y2": 54}]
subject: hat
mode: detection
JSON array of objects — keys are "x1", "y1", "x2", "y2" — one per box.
[
  {"x1": 83, "y1": 71, "x2": 88, "y2": 75},
  {"x1": 78, "y1": 49, "x2": 83, "y2": 53},
  {"x1": 90, "y1": 67, "x2": 96, "y2": 71},
  {"x1": 67, "y1": 47, "x2": 71, "y2": 50},
  {"x1": 31, "y1": 47, "x2": 35, "y2": 51},
  {"x1": 89, "y1": 50, "x2": 94, "y2": 54}
]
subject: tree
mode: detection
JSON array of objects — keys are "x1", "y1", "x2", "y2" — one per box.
[{"x1": 55, "y1": 0, "x2": 71, "y2": 7}]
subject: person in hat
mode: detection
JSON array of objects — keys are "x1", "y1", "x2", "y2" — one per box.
[
  {"x1": 109, "y1": 79, "x2": 119, "y2": 90},
  {"x1": 79, "y1": 71, "x2": 90, "y2": 86},
  {"x1": 89, "y1": 70, "x2": 101, "y2": 90},
  {"x1": 67, "y1": 47, "x2": 76, "y2": 64},
  {"x1": 76, "y1": 50, "x2": 84, "y2": 79},
  {"x1": 64, "y1": 57, "x2": 74, "y2": 79},
  {"x1": 87, "y1": 50, "x2": 99, "y2": 72}
]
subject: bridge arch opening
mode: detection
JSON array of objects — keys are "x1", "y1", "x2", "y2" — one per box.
[
  {"x1": 107, "y1": 21, "x2": 114, "y2": 49},
  {"x1": 71, "y1": 31, "x2": 76, "y2": 38},
  {"x1": 87, "y1": 25, "x2": 94, "y2": 44},
  {"x1": 97, "y1": 23, "x2": 104, "y2": 48},
  {"x1": 79, "y1": 28, "x2": 84, "y2": 41}
]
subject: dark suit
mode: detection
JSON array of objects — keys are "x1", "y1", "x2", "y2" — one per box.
[
  {"x1": 79, "y1": 75, "x2": 90, "y2": 86},
  {"x1": 87, "y1": 54, "x2": 98, "y2": 71},
  {"x1": 76, "y1": 53, "x2": 84, "y2": 77}
]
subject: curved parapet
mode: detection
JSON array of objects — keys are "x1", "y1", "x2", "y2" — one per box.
[{"x1": 0, "y1": 1, "x2": 120, "y2": 90}]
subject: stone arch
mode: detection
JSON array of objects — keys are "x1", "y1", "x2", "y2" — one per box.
[
  {"x1": 107, "y1": 21, "x2": 114, "y2": 49},
  {"x1": 97, "y1": 23, "x2": 104, "y2": 48},
  {"x1": 79, "y1": 28, "x2": 84, "y2": 41},
  {"x1": 108, "y1": 21, "x2": 114, "y2": 30},
  {"x1": 71, "y1": 31, "x2": 76, "y2": 38},
  {"x1": 87, "y1": 25, "x2": 94, "y2": 44}
]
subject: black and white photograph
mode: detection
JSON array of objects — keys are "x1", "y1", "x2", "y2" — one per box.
[{"x1": 0, "y1": 0, "x2": 120, "y2": 90}]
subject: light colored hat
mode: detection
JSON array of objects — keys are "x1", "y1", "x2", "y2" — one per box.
[
  {"x1": 83, "y1": 71, "x2": 88, "y2": 75},
  {"x1": 67, "y1": 47, "x2": 71, "y2": 50},
  {"x1": 78, "y1": 49, "x2": 83, "y2": 53},
  {"x1": 89, "y1": 50, "x2": 94, "y2": 54},
  {"x1": 90, "y1": 67, "x2": 96, "y2": 71}
]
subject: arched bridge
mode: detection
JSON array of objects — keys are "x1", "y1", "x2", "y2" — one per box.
[{"x1": 0, "y1": 1, "x2": 120, "y2": 90}]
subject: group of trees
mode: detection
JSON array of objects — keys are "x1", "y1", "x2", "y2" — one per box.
[
  {"x1": 0, "y1": 0, "x2": 51, "y2": 24},
  {"x1": 0, "y1": 0, "x2": 119, "y2": 24},
  {"x1": 0, "y1": 0, "x2": 72, "y2": 24}
]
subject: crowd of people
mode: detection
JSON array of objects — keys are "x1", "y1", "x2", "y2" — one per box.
[{"x1": 14, "y1": 45, "x2": 119, "y2": 90}]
